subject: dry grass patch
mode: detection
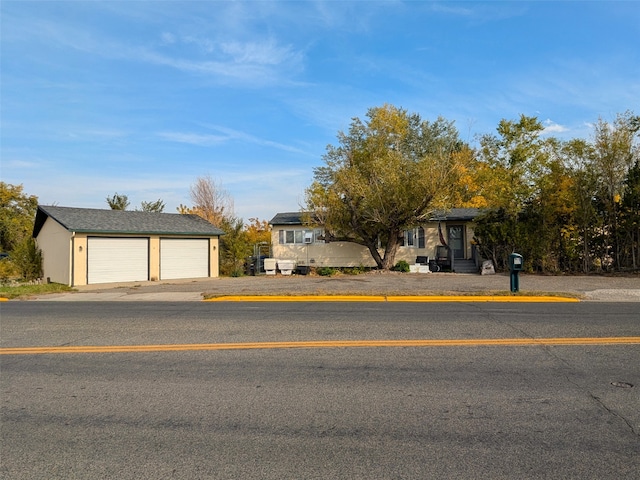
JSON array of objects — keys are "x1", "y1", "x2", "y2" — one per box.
[{"x1": 0, "y1": 283, "x2": 74, "y2": 299}]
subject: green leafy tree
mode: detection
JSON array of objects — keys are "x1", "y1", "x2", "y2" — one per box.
[
  {"x1": 591, "y1": 112, "x2": 639, "y2": 269},
  {"x1": 563, "y1": 139, "x2": 599, "y2": 273},
  {"x1": 473, "y1": 208, "x2": 526, "y2": 271},
  {"x1": 106, "y1": 193, "x2": 130, "y2": 210},
  {"x1": 107, "y1": 193, "x2": 166, "y2": 212},
  {"x1": 475, "y1": 111, "x2": 639, "y2": 273},
  {"x1": 474, "y1": 115, "x2": 553, "y2": 272},
  {"x1": 620, "y1": 160, "x2": 640, "y2": 269},
  {"x1": 219, "y1": 217, "x2": 252, "y2": 277},
  {"x1": 477, "y1": 115, "x2": 548, "y2": 213},
  {"x1": 306, "y1": 104, "x2": 465, "y2": 270},
  {"x1": 530, "y1": 157, "x2": 570, "y2": 271},
  {"x1": 0, "y1": 182, "x2": 39, "y2": 253},
  {"x1": 140, "y1": 199, "x2": 165, "y2": 212}
]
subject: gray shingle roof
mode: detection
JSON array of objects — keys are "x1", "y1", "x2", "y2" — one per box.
[
  {"x1": 33, "y1": 206, "x2": 226, "y2": 237},
  {"x1": 429, "y1": 208, "x2": 483, "y2": 221},
  {"x1": 269, "y1": 208, "x2": 482, "y2": 225},
  {"x1": 269, "y1": 212, "x2": 310, "y2": 225}
]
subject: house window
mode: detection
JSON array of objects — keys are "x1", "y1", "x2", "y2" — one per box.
[
  {"x1": 402, "y1": 228, "x2": 423, "y2": 247},
  {"x1": 279, "y1": 229, "x2": 324, "y2": 245},
  {"x1": 405, "y1": 229, "x2": 415, "y2": 247},
  {"x1": 401, "y1": 227, "x2": 425, "y2": 248}
]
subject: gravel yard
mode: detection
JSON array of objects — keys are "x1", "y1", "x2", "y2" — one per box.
[{"x1": 70, "y1": 270, "x2": 640, "y2": 301}]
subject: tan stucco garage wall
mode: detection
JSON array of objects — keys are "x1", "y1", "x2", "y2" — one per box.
[
  {"x1": 210, "y1": 236, "x2": 220, "y2": 277},
  {"x1": 149, "y1": 237, "x2": 160, "y2": 281},
  {"x1": 72, "y1": 234, "x2": 88, "y2": 286},
  {"x1": 36, "y1": 218, "x2": 73, "y2": 285}
]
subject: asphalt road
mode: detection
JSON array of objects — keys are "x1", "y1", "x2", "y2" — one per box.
[{"x1": 1, "y1": 302, "x2": 639, "y2": 479}]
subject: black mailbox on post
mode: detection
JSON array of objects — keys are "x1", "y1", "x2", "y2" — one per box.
[
  {"x1": 509, "y1": 253, "x2": 524, "y2": 272},
  {"x1": 508, "y1": 253, "x2": 523, "y2": 292}
]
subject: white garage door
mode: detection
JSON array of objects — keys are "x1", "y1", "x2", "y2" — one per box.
[
  {"x1": 87, "y1": 237, "x2": 149, "y2": 284},
  {"x1": 160, "y1": 238, "x2": 209, "y2": 280}
]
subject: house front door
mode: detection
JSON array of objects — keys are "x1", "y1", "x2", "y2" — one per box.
[{"x1": 447, "y1": 225, "x2": 465, "y2": 259}]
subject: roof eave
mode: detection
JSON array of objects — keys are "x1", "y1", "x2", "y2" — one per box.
[
  {"x1": 71, "y1": 229, "x2": 224, "y2": 236},
  {"x1": 33, "y1": 206, "x2": 71, "y2": 238}
]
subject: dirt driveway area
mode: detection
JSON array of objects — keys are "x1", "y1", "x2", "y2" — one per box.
[{"x1": 69, "y1": 271, "x2": 640, "y2": 302}]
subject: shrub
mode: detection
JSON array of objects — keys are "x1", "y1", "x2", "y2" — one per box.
[
  {"x1": 11, "y1": 238, "x2": 43, "y2": 281},
  {"x1": 0, "y1": 257, "x2": 18, "y2": 284},
  {"x1": 316, "y1": 266, "x2": 336, "y2": 276},
  {"x1": 392, "y1": 260, "x2": 410, "y2": 272},
  {"x1": 342, "y1": 265, "x2": 367, "y2": 275}
]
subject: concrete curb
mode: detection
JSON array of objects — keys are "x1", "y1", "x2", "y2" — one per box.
[
  {"x1": 27, "y1": 292, "x2": 204, "y2": 302},
  {"x1": 205, "y1": 295, "x2": 580, "y2": 303}
]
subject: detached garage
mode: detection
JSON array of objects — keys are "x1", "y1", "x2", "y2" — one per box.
[{"x1": 33, "y1": 205, "x2": 225, "y2": 286}]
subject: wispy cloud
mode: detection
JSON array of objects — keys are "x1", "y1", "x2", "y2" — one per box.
[
  {"x1": 222, "y1": 39, "x2": 296, "y2": 66},
  {"x1": 165, "y1": 33, "x2": 301, "y2": 67},
  {"x1": 156, "y1": 132, "x2": 228, "y2": 146},
  {"x1": 157, "y1": 124, "x2": 314, "y2": 156},
  {"x1": 427, "y1": 1, "x2": 527, "y2": 23},
  {"x1": 428, "y1": 3, "x2": 474, "y2": 17},
  {"x1": 160, "y1": 32, "x2": 177, "y2": 46},
  {"x1": 1, "y1": 159, "x2": 42, "y2": 170},
  {"x1": 542, "y1": 119, "x2": 568, "y2": 135},
  {"x1": 135, "y1": 39, "x2": 304, "y2": 86},
  {"x1": 62, "y1": 128, "x2": 129, "y2": 141},
  {"x1": 4, "y1": 6, "x2": 305, "y2": 87},
  {"x1": 200, "y1": 124, "x2": 313, "y2": 155}
]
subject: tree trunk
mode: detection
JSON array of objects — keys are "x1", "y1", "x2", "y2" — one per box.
[
  {"x1": 365, "y1": 241, "x2": 384, "y2": 269},
  {"x1": 380, "y1": 229, "x2": 403, "y2": 270},
  {"x1": 363, "y1": 229, "x2": 403, "y2": 270}
]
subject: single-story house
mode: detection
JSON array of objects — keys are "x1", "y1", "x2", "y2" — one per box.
[
  {"x1": 33, "y1": 205, "x2": 225, "y2": 286},
  {"x1": 269, "y1": 208, "x2": 482, "y2": 272}
]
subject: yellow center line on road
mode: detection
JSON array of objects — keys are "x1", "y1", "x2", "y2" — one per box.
[{"x1": 1, "y1": 337, "x2": 639, "y2": 355}]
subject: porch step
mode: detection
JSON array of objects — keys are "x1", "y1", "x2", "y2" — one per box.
[{"x1": 452, "y1": 259, "x2": 478, "y2": 274}]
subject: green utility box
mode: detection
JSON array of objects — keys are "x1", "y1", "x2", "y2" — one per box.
[
  {"x1": 509, "y1": 253, "x2": 524, "y2": 272},
  {"x1": 508, "y1": 253, "x2": 523, "y2": 293}
]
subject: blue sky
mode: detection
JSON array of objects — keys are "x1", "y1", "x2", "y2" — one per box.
[{"x1": 2, "y1": 1, "x2": 639, "y2": 222}]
